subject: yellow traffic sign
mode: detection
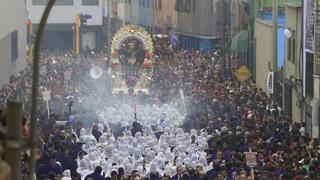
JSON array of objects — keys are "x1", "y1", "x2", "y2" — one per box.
[{"x1": 235, "y1": 65, "x2": 251, "y2": 82}]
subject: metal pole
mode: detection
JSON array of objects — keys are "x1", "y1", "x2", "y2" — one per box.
[
  {"x1": 226, "y1": 0, "x2": 231, "y2": 75},
  {"x1": 29, "y1": 1, "x2": 56, "y2": 179},
  {"x1": 107, "y1": 0, "x2": 112, "y2": 60},
  {"x1": 76, "y1": 14, "x2": 80, "y2": 54},
  {"x1": 5, "y1": 101, "x2": 22, "y2": 180},
  {"x1": 272, "y1": 0, "x2": 278, "y2": 103}
]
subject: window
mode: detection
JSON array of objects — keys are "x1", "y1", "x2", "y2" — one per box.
[
  {"x1": 175, "y1": 0, "x2": 183, "y2": 11},
  {"x1": 11, "y1": 31, "x2": 18, "y2": 62},
  {"x1": 151, "y1": 0, "x2": 154, "y2": 8},
  {"x1": 158, "y1": 0, "x2": 162, "y2": 9},
  {"x1": 146, "y1": 0, "x2": 150, "y2": 8},
  {"x1": 33, "y1": 0, "x2": 74, "y2": 5},
  {"x1": 212, "y1": 0, "x2": 218, "y2": 13},
  {"x1": 192, "y1": 0, "x2": 195, "y2": 12},
  {"x1": 231, "y1": 1, "x2": 236, "y2": 14},
  {"x1": 82, "y1": 0, "x2": 99, "y2": 5},
  {"x1": 185, "y1": 0, "x2": 191, "y2": 12}
]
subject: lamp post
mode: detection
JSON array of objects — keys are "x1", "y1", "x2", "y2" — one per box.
[
  {"x1": 283, "y1": 28, "x2": 292, "y2": 112},
  {"x1": 272, "y1": 0, "x2": 278, "y2": 104}
]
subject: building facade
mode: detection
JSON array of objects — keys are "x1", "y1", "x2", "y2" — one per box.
[
  {"x1": 27, "y1": 0, "x2": 104, "y2": 51},
  {"x1": 176, "y1": 0, "x2": 221, "y2": 52},
  {"x1": 0, "y1": 0, "x2": 27, "y2": 87},
  {"x1": 313, "y1": 0, "x2": 320, "y2": 138},
  {"x1": 116, "y1": 0, "x2": 177, "y2": 35},
  {"x1": 154, "y1": 0, "x2": 177, "y2": 34},
  {"x1": 283, "y1": 2, "x2": 303, "y2": 123}
]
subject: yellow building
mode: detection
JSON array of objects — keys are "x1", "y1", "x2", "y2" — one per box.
[
  {"x1": 283, "y1": 2, "x2": 303, "y2": 123},
  {"x1": 254, "y1": 19, "x2": 274, "y2": 96}
]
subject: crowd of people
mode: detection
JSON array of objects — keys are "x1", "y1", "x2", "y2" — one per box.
[{"x1": 0, "y1": 41, "x2": 319, "y2": 180}]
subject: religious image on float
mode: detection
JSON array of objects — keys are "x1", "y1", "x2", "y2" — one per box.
[{"x1": 109, "y1": 25, "x2": 154, "y2": 95}]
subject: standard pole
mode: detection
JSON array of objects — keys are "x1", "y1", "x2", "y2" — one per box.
[
  {"x1": 251, "y1": 167, "x2": 254, "y2": 180},
  {"x1": 76, "y1": 14, "x2": 80, "y2": 54},
  {"x1": 272, "y1": 0, "x2": 278, "y2": 103},
  {"x1": 46, "y1": 101, "x2": 50, "y2": 119},
  {"x1": 29, "y1": 23, "x2": 33, "y2": 64},
  {"x1": 248, "y1": 148, "x2": 255, "y2": 180},
  {"x1": 5, "y1": 101, "x2": 23, "y2": 180}
]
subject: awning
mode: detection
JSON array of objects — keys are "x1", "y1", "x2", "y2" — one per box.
[{"x1": 230, "y1": 30, "x2": 248, "y2": 52}]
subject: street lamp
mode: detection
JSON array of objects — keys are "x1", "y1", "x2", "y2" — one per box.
[{"x1": 284, "y1": 29, "x2": 292, "y2": 38}]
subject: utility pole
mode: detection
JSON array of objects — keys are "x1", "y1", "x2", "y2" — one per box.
[
  {"x1": 272, "y1": 0, "x2": 278, "y2": 103},
  {"x1": 5, "y1": 101, "x2": 22, "y2": 180},
  {"x1": 226, "y1": 0, "x2": 231, "y2": 75},
  {"x1": 220, "y1": 0, "x2": 227, "y2": 79},
  {"x1": 107, "y1": 0, "x2": 112, "y2": 60}
]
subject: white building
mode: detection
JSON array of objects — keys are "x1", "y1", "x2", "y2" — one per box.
[
  {"x1": 0, "y1": 0, "x2": 27, "y2": 87},
  {"x1": 26, "y1": 0, "x2": 104, "y2": 50}
]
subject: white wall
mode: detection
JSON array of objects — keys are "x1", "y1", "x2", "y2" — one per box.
[
  {"x1": 0, "y1": 0, "x2": 27, "y2": 86},
  {"x1": 26, "y1": 0, "x2": 103, "y2": 26},
  {"x1": 117, "y1": 3, "x2": 126, "y2": 22}
]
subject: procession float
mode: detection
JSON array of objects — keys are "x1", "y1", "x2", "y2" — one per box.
[{"x1": 108, "y1": 24, "x2": 154, "y2": 95}]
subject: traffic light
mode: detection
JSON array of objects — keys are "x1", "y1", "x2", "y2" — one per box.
[{"x1": 79, "y1": 13, "x2": 92, "y2": 26}]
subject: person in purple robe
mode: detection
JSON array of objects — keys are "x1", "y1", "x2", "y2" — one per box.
[{"x1": 85, "y1": 166, "x2": 105, "y2": 180}]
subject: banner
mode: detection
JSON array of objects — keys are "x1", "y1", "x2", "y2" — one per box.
[
  {"x1": 303, "y1": 0, "x2": 316, "y2": 96},
  {"x1": 315, "y1": 0, "x2": 320, "y2": 75},
  {"x1": 267, "y1": 72, "x2": 274, "y2": 94},
  {"x1": 305, "y1": 0, "x2": 316, "y2": 53}
]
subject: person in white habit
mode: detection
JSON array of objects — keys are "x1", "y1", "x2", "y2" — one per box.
[
  {"x1": 73, "y1": 105, "x2": 215, "y2": 179},
  {"x1": 76, "y1": 158, "x2": 91, "y2": 180},
  {"x1": 61, "y1": 169, "x2": 72, "y2": 180}
]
